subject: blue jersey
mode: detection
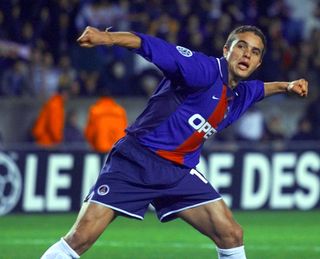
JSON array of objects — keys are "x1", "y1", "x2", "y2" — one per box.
[{"x1": 127, "y1": 33, "x2": 264, "y2": 168}]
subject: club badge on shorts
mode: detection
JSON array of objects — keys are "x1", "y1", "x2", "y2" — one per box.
[{"x1": 97, "y1": 185, "x2": 110, "y2": 196}]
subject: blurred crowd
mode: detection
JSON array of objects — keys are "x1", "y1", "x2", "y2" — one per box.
[{"x1": 0, "y1": 0, "x2": 320, "y2": 143}]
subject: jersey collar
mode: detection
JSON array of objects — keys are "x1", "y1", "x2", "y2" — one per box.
[{"x1": 219, "y1": 57, "x2": 229, "y2": 86}]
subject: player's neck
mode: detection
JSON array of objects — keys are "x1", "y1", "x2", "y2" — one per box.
[
  {"x1": 228, "y1": 71, "x2": 242, "y2": 89},
  {"x1": 228, "y1": 78, "x2": 240, "y2": 89}
]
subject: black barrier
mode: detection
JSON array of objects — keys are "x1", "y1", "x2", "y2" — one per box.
[{"x1": 0, "y1": 145, "x2": 319, "y2": 215}]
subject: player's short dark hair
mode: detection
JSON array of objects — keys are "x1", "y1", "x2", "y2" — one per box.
[{"x1": 225, "y1": 25, "x2": 267, "y2": 59}]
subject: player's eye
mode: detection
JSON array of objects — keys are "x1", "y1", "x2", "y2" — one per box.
[{"x1": 252, "y1": 50, "x2": 260, "y2": 56}]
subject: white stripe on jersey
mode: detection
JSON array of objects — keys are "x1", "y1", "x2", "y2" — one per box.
[{"x1": 216, "y1": 58, "x2": 223, "y2": 78}]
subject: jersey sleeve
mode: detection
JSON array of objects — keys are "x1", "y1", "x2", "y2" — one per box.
[
  {"x1": 243, "y1": 80, "x2": 265, "y2": 103},
  {"x1": 133, "y1": 33, "x2": 219, "y2": 88}
]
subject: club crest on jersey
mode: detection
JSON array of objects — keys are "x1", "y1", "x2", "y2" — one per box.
[
  {"x1": 176, "y1": 46, "x2": 193, "y2": 57},
  {"x1": 188, "y1": 113, "x2": 217, "y2": 139},
  {"x1": 97, "y1": 185, "x2": 110, "y2": 196}
]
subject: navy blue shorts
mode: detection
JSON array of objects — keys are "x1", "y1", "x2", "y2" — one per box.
[{"x1": 85, "y1": 135, "x2": 221, "y2": 222}]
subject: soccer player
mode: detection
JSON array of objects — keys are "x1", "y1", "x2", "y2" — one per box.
[{"x1": 41, "y1": 25, "x2": 308, "y2": 259}]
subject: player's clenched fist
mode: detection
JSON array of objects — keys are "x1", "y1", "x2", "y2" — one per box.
[
  {"x1": 287, "y1": 79, "x2": 308, "y2": 97},
  {"x1": 77, "y1": 26, "x2": 114, "y2": 48}
]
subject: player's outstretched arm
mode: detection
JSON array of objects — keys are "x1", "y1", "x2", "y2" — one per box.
[
  {"x1": 77, "y1": 26, "x2": 141, "y2": 49},
  {"x1": 264, "y1": 78, "x2": 308, "y2": 97}
]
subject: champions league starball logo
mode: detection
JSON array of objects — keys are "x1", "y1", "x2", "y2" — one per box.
[
  {"x1": 0, "y1": 152, "x2": 22, "y2": 215},
  {"x1": 176, "y1": 46, "x2": 193, "y2": 57}
]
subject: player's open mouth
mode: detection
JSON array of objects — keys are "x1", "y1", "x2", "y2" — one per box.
[{"x1": 238, "y1": 61, "x2": 249, "y2": 70}]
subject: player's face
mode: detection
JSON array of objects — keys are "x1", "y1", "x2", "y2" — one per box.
[{"x1": 223, "y1": 32, "x2": 263, "y2": 80}]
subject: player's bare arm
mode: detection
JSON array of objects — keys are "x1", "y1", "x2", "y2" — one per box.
[
  {"x1": 77, "y1": 26, "x2": 141, "y2": 49},
  {"x1": 264, "y1": 78, "x2": 308, "y2": 97}
]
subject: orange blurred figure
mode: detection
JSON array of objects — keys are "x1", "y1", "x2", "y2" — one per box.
[
  {"x1": 32, "y1": 86, "x2": 69, "y2": 147},
  {"x1": 85, "y1": 90, "x2": 127, "y2": 153}
]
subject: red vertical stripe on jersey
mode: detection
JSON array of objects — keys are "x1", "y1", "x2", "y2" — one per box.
[{"x1": 157, "y1": 85, "x2": 228, "y2": 164}]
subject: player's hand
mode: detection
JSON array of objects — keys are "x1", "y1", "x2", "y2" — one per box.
[
  {"x1": 77, "y1": 26, "x2": 114, "y2": 48},
  {"x1": 287, "y1": 79, "x2": 308, "y2": 97}
]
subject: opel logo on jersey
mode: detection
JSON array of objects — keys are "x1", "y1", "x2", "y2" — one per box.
[
  {"x1": 176, "y1": 46, "x2": 193, "y2": 57},
  {"x1": 188, "y1": 114, "x2": 217, "y2": 139},
  {"x1": 0, "y1": 152, "x2": 22, "y2": 215},
  {"x1": 97, "y1": 185, "x2": 110, "y2": 196}
]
